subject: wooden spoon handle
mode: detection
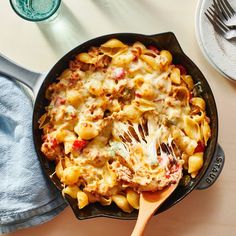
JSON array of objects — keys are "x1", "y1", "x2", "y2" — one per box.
[
  {"x1": 131, "y1": 183, "x2": 180, "y2": 235},
  {"x1": 131, "y1": 205, "x2": 154, "y2": 236}
]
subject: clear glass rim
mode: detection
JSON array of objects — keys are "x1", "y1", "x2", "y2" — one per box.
[{"x1": 9, "y1": 0, "x2": 61, "y2": 22}]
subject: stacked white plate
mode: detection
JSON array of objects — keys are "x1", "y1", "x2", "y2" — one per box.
[{"x1": 195, "y1": 0, "x2": 236, "y2": 81}]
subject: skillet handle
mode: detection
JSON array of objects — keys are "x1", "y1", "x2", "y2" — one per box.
[
  {"x1": 150, "y1": 32, "x2": 184, "y2": 54},
  {"x1": 0, "y1": 53, "x2": 43, "y2": 95},
  {"x1": 196, "y1": 144, "x2": 225, "y2": 190}
]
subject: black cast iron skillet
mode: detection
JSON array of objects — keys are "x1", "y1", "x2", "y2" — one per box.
[{"x1": 0, "y1": 32, "x2": 225, "y2": 220}]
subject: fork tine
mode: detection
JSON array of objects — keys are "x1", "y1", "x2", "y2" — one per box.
[
  {"x1": 213, "y1": 0, "x2": 226, "y2": 20},
  {"x1": 208, "y1": 6, "x2": 229, "y2": 32},
  {"x1": 221, "y1": 0, "x2": 235, "y2": 15},
  {"x1": 205, "y1": 10, "x2": 227, "y2": 35},
  {"x1": 215, "y1": 15, "x2": 230, "y2": 31},
  {"x1": 205, "y1": 11, "x2": 224, "y2": 34},
  {"x1": 217, "y1": 0, "x2": 232, "y2": 19},
  {"x1": 208, "y1": 5, "x2": 217, "y2": 16}
]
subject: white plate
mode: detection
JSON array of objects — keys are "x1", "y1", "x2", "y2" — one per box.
[{"x1": 195, "y1": 0, "x2": 236, "y2": 81}]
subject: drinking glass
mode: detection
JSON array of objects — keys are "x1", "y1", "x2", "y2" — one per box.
[{"x1": 9, "y1": 0, "x2": 61, "y2": 22}]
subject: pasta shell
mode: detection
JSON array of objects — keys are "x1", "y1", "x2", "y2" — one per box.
[
  {"x1": 64, "y1": 156, "x2": 74, "y2": 168},
  {"x1": 191, "y1": 111, "x2": 205, "y2": 123},
  {"x1": 55, "y1": 159, "x2": 64, "y2": 179},
  {"x1": 59, "y1": 69, "x2": 72, "y2": 79},
  {"x1": 76, "y1": 53, "x2": 95, "y2": 64},
  {"x1": 103, "y1": 162, "x2": 117, "y2": 187},
  {"x1": 173, "y1": 86, "x2": 190, "y2": 106},
  {"x1": 77, "y1": 191, "x2": 89, "y2": 209},
  {"x1": 117, "y1": 104, "x2": 141, "y2": 121},
  {"x1": 126, "y1": 189, "x2": 140, "y2": 210},
  {"x1": 133, "y1": 41, "x2": 147, "y2": 51},
  {"x1": 190, "y1": 97, "x2": 206, "y2": 111},
  {"x1": 201, "y1": 119, "x2": 211, "y2": 145},
  {"x1": 112, "y1": 195, "x2": 133, "y2": 213},
  {"x1": 182, "y1": 75, "x2": 194, "y2": 90},
  {"x1": 66, "y1": 89, "x2": 83, "y2": 107},
  {"x1": 38, "y1": 113, "x2": 49, "y2": 129},
  {"x1": 171, "y1": 126, "x2": 197, "y2": 155},
  {"x1": 184, "y1": 116, "x2": 201, "y2": 141},
  {"x1": 140, "y1": 55, "x2": 159, "y2": 71},
  {"x1": 62, "y1": 185, "x2": 80, "y2": 199},
  {"x1": 101, "y1": 39, "x2": 127, "y2": 48},
  {"x1": 160, "y1": 50, "x2": 172, "y2": 65},
  {"x1": 74, "y1": 121, "x2": 99, "y2": 140},
  {"x1": 56, "y1": 130, "x2": 76, "y2": 143},
  {"x1": 61, "y1": 166, "x2": 80, "y2": 185},
  {"x1": 112, "y1": 51, "x2": 134, "y2": 66},
  {"x1": 170, "y1": 68, "x2": 181, "y2": 84},
  {"x1": 134, "y1": 98, "x2": 157, "y2": 112},
  {"x1": 100, "y1": 196, "x2": 112, "y2": 206},
  {"x1": 188, "y1": 152, "x2": 204, "y2": 174}
]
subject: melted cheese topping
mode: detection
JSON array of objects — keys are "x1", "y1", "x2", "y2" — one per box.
[{"x1": 39, "y1": 39, "x2": 211, "y2": 212}]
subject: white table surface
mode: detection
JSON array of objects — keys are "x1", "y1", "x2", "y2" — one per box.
[{"x1": 1, "y1": 0, "x2": 236, "y2": 235}]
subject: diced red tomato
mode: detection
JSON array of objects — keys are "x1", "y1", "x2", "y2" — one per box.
[
  {"x1": 135, "y1": 93, "x2": 142, "y2": 98},
  {"x1": 70, "y1": 114, "x2": 77, "y2": 119},
  {"x1": 175, "y1": 64, "x2": 187, "y2": 75},
  {"x1": 72, "y1": 140, "x2": 88, "y2": 151},
  {"x1": 136, "y1": 47, "x2": 142, "y2": 56},
  {"x1": 194, "y1": 141, "x2": 205, "y2": 153},
  {"x1": 133, "y1": 54, "x2": 138, "y2": 62},
  {"x1": 50, "y1": 138, "x2": 58, "y2": 149},
  {"x1": 147, "y1": 45, "x2": 159, "y2": 54},
  {"x1": 112, "y1": 68, "x2": 126, "y2": 80},
  {"x1": 166, "y1": 174, "x2": 170, "y2": 179},
  {"x1": 54, "y1": 97, "x2": 66, "y2": 106},
  {"x1": 170, "y1": 163, "x2": 180, "y2": 173},
  {"x1": 189, "y1": 92, "x2": 193, "y2": 100},
  {"x1": 42, "y1": 134, "x2": 47, "y2": 142}
]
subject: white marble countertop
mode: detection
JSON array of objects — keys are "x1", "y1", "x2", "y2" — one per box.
[{"x1": 1, "y1": 0, "x2": 236, "y2": 235}]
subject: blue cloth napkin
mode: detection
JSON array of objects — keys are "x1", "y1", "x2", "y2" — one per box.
[{"x1": 0, "y1": 75, "x2": 67, "y2": 234}]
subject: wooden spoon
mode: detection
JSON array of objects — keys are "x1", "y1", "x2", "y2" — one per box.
[{"x1": 131, "y1": 171, "x2": 182, "y2": 236}]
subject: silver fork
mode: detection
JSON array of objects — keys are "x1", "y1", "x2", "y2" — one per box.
[
  {"x1": 205, "y1": 5, "x2": 236, "y2": 40},
  {"x1": 213, "y1": 0, "x2": 236, "y2": 27}
]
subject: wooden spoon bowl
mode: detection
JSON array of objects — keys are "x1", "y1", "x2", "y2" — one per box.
[{"x1": 131, "y1": 169, "x2": 182, "y2": 236}]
